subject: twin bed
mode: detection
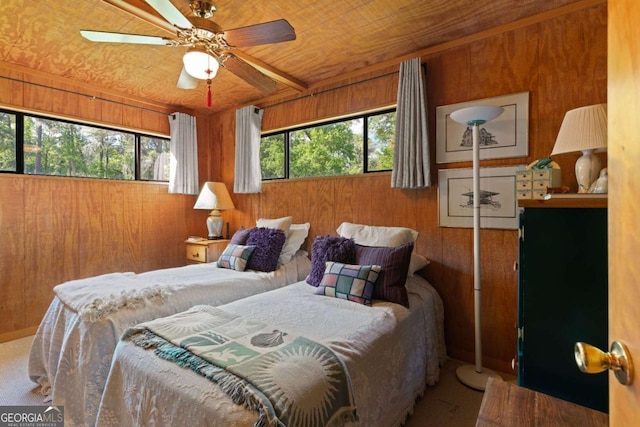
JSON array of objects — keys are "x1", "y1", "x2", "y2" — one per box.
[{"x1": 28, "y1": 221, "x2": 446, "y2": 427}]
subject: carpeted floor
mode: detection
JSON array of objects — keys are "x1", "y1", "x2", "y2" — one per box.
[
  {"x1": 0, "y1": 336, "x2": 43, "y2": 406},
  {"x1": 0, "y1": 335, "x2": 512, "y2": 426}
]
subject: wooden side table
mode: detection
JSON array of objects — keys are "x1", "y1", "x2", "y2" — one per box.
[
  {"x1": 185, "y1": 238, "x2": 230, "y2": 264},
  {"x1": 476, "y1": 378, "x2": 608, "y2": 427}
]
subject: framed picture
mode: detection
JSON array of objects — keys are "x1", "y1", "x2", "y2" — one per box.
[
  {"x1": 436, "y1": 92, "x2": 529, "y2": 164},
  {"x1": 438, "y1": 165, "x2": 526, "y2": 229}
]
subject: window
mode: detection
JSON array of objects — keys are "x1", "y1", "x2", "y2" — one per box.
[
  {"x1": 366, "y1": 110, "x2": 396, "y2": 172},
  {"x1": 0, "y1": 112, "x2": 17, "y2": 172},
  {"x1": 140, "y1": 136, "x2": 171, "y2": 181},
  {"x1": 0, "y1": 109, "x2": 170, "y2": 181},
  {"x1": 261, "y1": 108, "x2": 396, "y2": 180},
  {"x1": 260, "y1": 133, "x2": 285, "y2": 180}
]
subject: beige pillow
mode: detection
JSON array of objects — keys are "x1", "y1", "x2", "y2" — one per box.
[
  {"x1": 256, "y1": 216, "x2": 293, "y2": 232},
  {"x1": 336, "y1": 222, "x2": 418, "y2": 247},
  {"x1": 409, "y1": 253, "x2": 430, "y2": 276}
]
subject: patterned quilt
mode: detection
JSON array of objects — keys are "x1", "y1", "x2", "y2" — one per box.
[{"x1": 125, "y1": 305, "x2": 357, "y2": 427}]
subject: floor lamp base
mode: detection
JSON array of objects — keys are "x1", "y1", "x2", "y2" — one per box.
[{"x1": 456, "y1": 364, "x2": 502, "y2": 391}]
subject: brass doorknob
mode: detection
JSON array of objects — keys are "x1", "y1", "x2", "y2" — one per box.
[{"x1": 575, "y1": 341, "x2": 634, "y2": 385}]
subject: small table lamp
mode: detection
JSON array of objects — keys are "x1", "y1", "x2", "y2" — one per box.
[
  {"x1": 551, "y1": 104, "x2": 607, "y2": 193},
  {"x1": 193, "y1": 182, "x2": 235, "y2": 239}
]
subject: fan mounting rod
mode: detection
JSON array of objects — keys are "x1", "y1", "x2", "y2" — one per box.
[{"x1": 190, "y1": 1, "x2": 216, "y2": 19}]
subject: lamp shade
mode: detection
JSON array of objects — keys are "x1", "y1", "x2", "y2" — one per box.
[
  {"x1": 193, "y1": 182, "x2": 235, "y2": 211},
  {"x1": 551, "y1": 104, "x2": 608, "y2": 156},
  {"x1": 449, "y1": 105, "x2": 504, "y2": 125},
  {"x1": 183, "y1": 48, "x2": 219, "y2": 80}
]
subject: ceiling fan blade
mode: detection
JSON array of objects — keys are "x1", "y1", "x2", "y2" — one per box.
[
  {"x1": 223, "y1": 19, "x2": 296, "y2": 47},
  {"x1": 145, "y1": 0, "x2": 192, "y2": 29},
  {"x1": 103, "y1": 0, "x2": 176, "y2": 34},
  {"x1": 222, "y1": 55, "x2": 277, "y2": 94},
  {"x1": 177, "y1": 67, "x2": 199, "y2": 89},
  {"x1": 80, "y1": 30, "x2": 169, "y2": 45},
  {"x1": 227, "y1": 49, "x2": 307, "y2": 92}
]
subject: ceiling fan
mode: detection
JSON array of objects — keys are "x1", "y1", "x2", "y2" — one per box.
[{"x1": 81, "y1": 0, "x2": 307, "y2": 106}]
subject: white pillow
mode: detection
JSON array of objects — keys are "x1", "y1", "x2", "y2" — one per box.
[
  {"x1": 256, "y1": 216, "x2": 293, "y2": 233},
  {"x1": 279, "y1": 223, "x2": 311, "y2": 265},
  {"x1": 336, "y1": 222, "x2": 418, "y2": 247},
  {"x1": 408, "y1": 253, "x2": 430, "y2": 276}
]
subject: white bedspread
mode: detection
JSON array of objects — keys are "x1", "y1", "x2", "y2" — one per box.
[
  {"x1": 28, "y1": 253, "x2": 311, "y2": 427},
  {"x1": 96, "y1": 276, "x2": 446, "y2": 427}
]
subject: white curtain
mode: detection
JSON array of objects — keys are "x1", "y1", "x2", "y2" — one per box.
[
  {"x1": 234, "y1": 106, "x2": 264, "y2": 193},
  {"x1": 168, "y1": 112, "x2": 199, "y2": 194},
  {"x1": 153, "y1": 151, "x2": 170, "y2": 181},
  {"x1": 391, "y1": 57, "x2": 431, "y2": 189}
]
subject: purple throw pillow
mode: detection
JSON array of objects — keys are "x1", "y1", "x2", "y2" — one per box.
[
  {"x1": 306, "y1": 235, "x2": 356, "y2": 287},
  {"x1": 230, "y1": 227, "x2": 253, "y2": 245},
  {"x1": 355, "y1": 242, "x2": 414, "y2": 307},
  {"x1": 246, "y1": 227, "x2": 286, "y2": 272}
]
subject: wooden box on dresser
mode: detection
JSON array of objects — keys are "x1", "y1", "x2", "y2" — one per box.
[{"x1": 516, "y1": 197, "x2": 608, "y2": 413}]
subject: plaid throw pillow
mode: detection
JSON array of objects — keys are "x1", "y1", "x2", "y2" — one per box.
[
  {"x1": 306, "y1": 235, "x2": 356, "y2": 287},
  {"x1": 315, "y1": 262, "x2": 381, "y2": 306},
  {"x1": 216, "y1": 244, "x2": 256, "y2": 271}
]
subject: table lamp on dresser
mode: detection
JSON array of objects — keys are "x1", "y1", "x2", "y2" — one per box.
[{"x1": 551, "y1": 104, "x2": 607, "y2": 193}]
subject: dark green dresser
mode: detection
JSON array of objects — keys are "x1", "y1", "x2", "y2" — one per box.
[{"x1": 517, "y1": 198, "x2": 608, "y2": 413}]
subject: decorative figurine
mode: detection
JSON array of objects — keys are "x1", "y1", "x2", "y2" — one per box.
[{"x1": 589, "y1": 168, "x2": 608, "y2": 194}]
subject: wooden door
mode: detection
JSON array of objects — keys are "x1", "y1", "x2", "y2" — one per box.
[{"x1": 608, "y1": 0, "x2": 640, "y2": 424}]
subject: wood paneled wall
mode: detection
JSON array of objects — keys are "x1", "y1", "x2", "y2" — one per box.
[
  {"x1": 0, "y1": 64, "x2": 213, "y2": 341},
  {"x1": 0, "y1": 3, "x2": 608, "y2": 371},
  {"x1": 211, "y1": 3, "x2": 607, "y2": 373}
]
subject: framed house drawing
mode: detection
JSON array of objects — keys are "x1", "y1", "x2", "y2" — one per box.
[
  {"x1": 436, "y1": 92, "x2": 529, "y2": 164},
  {"x1": 438, "y1": 165, "x2": 526, "y2": 230}
]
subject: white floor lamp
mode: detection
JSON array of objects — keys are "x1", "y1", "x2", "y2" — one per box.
[{"x1": 450, "y1": 105, "x2": 504, "y2": 391}]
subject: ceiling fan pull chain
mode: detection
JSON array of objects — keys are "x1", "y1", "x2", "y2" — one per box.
[{"x1": 206, "y1": 79, "x2": 212, "y2": 108}]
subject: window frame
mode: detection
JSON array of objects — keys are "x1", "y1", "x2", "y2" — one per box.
[
  {"x1": 260, "y1": 107, "x2": 396, "y2": 181},
  {"x1": 0, "y1": 107, "x2": 170, "y2": 182}
]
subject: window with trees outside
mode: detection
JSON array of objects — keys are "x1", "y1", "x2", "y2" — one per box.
[
  {"x1": 0, "y1": 109, "x2": 170, "y2": 181},
  {"x1": 260, "y1": 108, "x2": 396, "y2": 180}
]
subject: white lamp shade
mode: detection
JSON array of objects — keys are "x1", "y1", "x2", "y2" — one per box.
[
  {"x1": 193, "y1": 182, "x2": 235, "y2": 211},
  {"x1": 183, "y1": 49, "x2": 219, "y2": 80},
  {"x1": 450, "y1": 105, "x2": 504, "y2": 125},
  {"x1": 551, "y1": 104, "x2": 607, "y2": 156}
]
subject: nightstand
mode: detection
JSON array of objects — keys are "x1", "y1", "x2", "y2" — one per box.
[{"x1": 185, "y1": 238, "x2": 230, "y2": 264}]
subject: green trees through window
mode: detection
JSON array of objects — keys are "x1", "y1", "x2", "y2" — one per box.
[
  {"x1": 0, "y1": 112, "x2": 16, "y2": 172},
  {"x1": 0, "y1": 109, "x2": 170, "y2": 181},
  {"x1": 261, "y1": 109, "x2": 396, "y2": 180},
  {"x1": 2, "y1": 107, "x2": 396, "y2": 182}
]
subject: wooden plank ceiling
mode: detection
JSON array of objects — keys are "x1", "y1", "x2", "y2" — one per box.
[{"x1": 0, "y1": 0, "x2": 584, "y2": 114}]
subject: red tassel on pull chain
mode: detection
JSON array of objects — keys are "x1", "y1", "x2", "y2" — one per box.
[{"x1": 206, "y1": 80, "x2": 212, "y2": 108}]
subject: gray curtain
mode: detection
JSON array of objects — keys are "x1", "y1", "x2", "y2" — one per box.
[
  {"x1": 168, "y1": 112, "x2": 199, "y2": 194},
  {"x1": 234, "y1": 105, "x2": 264, "y2": 193},
  {"x1": 391, "y1": 57, "x2": 431, "y2": 188}
]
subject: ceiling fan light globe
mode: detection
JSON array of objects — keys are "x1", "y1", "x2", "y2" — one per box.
[{"x1": 183, "y1": 49, "x2": 219, "y2": 80}]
